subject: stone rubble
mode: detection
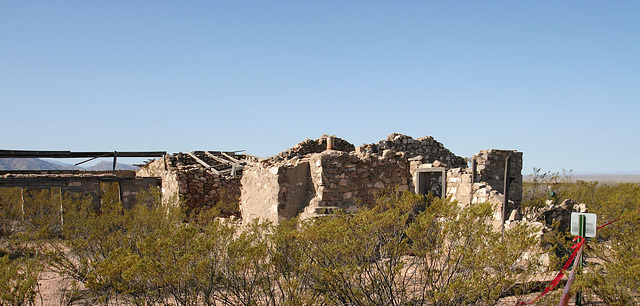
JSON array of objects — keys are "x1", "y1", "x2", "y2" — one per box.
[
  {"x1": 264, "y1": 135, "x2": 355, "y2": 166},
  {"x1": 357, "y1": 133, "x2": 467, "y2": 168}
]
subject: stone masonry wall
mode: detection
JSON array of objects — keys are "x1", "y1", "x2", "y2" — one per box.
[
  {"x1": 443, "y1": 149, "x2": 524, "y2": 227},
  {"x1": 305, "y1": 150, "x2": 410, "y2": 214},
  {"x1": 445, "y1": 168, "x2": 474, "y2": 205},
  {"x1": 241, "y1": 150, "x2": 411, "y2": 223},
  {"x1": 473, "y1": 149, "x2": 523, "y2": 204},
  {"x1": 137, "y1": 152, "x2": 245, "y2": 212}
]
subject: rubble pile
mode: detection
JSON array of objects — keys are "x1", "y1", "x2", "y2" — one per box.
[
  {"x1": 535, "y1": 198, "x2": 588, "y2": 231},
  {"x1": 268, "y1": 135, "x2": 355, "y2": 164},
  {"x1": 357, "y1": 133, "x2": 467, "y2": 168}
]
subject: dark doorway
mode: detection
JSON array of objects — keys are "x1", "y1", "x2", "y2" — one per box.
[{"x1": 417, "y1": 168, "x2": 446, "y2": 198}]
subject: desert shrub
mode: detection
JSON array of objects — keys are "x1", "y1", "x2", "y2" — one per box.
[
  {"x1": 0, "y1": 187, "x2": 23, "y2": 238},
  {"x1": 1, "y1": 185, "x2": 554, "y2": 305},
  {"x1": 47, "y1": 187, "x2": 186, "y2": 304},
  {"x1": 570, "y1": 183, "x2": 640, "y2": 304},
  {"x1": 523, "y1": 175, "x2": 640, "y2": 304},
  {"x1": 0, "y1": 255, "x2": 42, "y2": 306},
  {"x1": 521, "y1": 168, "x2": 574, "y2": 220},
  {"x1": 284, "y1": 191, "x2": 420, "y2": 305},
  {"x1": 269, "y1": 191, "x2": 542, "y2": 306},
  {"x1": 406, "y1": 196, "x2": 543, "y2": 305}
]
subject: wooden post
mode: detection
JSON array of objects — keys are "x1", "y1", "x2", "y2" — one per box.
[
  {"x1": 59, "y1": 187, "x2": 64, "y2": 228},
  {"x1": 20, "y1": 187, "x2": 25, "y2": 220}
]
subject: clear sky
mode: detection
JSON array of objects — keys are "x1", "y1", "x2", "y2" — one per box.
[{"x1": 1, "y1": 1, "x2": 638, "y2": 173}]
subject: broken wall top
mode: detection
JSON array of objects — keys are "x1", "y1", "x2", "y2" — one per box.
[
  {"x1": 357, "y1": 133, "x2": 467, "y2": 168},
  {"x1": 265, "y1": 135, "x2": 355, "y2": 165},
  {"x1": 261, "y1": 133, "x2": 466, "y2": 169}
]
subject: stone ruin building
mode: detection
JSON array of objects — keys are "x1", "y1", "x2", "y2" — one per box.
[
  {"x1": 1, "y1": 136, "x2": 524, "y2": 230},
  {"x1": 239, "y1": 133, "x2": 523, "y2": 229}
]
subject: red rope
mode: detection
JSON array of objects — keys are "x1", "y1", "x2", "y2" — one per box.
[
  {"x1": 517, "y1": 213, "x2": 629, "y2": 305},
  {"x1": 596, "y1": 217, "x2": 622, "y2": 229},
  {"x1": 517, "y1": 237, "x2": 585, "y2": 305}
]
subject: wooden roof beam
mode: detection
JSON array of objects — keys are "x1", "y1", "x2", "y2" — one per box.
[{"x1": 186, "y1": 151, "x2": 220, "y2": 175}]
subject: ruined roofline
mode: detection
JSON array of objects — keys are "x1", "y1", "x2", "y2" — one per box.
[
  {"x1": 0, "y1": 150, "x2": 166, "y2": 159},
  {"x1": 141, "y1": 151, "x2": 261, "y2": 177},
  {"x1": 1, "y1": 169, "x2": 136, "y2": 176},
  {"x1": 262, "y1": 133, "x2": 466, "y2": 167},
  {"x1": 358, "y1": 133, "x2": 467, "y2": 169}
]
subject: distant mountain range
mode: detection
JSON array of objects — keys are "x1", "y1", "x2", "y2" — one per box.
[{"x1": 0, "y1": 158, "x2": 137, "y2": 171}]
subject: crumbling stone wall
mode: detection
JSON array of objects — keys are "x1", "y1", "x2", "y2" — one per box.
[
  {"x1": 266, "y1": 135, "x2": 354, "y2": 165},
  {"x1": 239, "y1": 158, "x2": 313, "y2": 223},
  {"x1": 473, "y1": 150, "x2": 523, "y2": 204},
  {"x1": 241, "y1": 150, "x2": 411, "y2": 224},
  {"x1": 306, "y1": 150, "x2": 409, "y2": 213},
  {"x1": 240, "y1": 134, "x2": 523, "y2": 226},
  {"x1": 445, "y1": 167, "x2": 474, "y2": 205},
  {"x1": 137, "y1": 152, "x2": 247, "y2": 211},
  {"x1": 443, "y1": 150, "x2": 523, "y2": 227},
  {"x1": 357, "y1": 133, "x2": 467, "y2": 168}
]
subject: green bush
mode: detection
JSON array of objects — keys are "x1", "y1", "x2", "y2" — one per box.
[
  {"x1": 9, "y1": 180, "x2": 639, "y2": 305},
  {"x1": 0, "y1": 255, "x2": 42, "y2": 306}
]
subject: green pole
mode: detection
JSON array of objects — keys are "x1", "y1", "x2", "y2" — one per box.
[{"x1": 576, "y1": 214, "x2": 586, "y2": 306}]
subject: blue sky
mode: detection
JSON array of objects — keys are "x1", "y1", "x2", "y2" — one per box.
[{"x1": 1, "y1": 1, "x2": 638, "y2": 173}]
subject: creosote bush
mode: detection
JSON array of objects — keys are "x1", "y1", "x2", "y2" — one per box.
[
  {"x1": 4, "y1": 179, "x2": 639, "y2": 305},
  {"x1": 522, "y1": 170, "x2": 640, "y2": 304}
]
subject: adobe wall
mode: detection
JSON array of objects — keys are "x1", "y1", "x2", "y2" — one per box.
[
  {"x1": 238, "y1": 165, "x2": 281, "y2": 223},
  {"x1": 136, "y1": 160, "x2": 180, "y2": 205},
  {"x1": 239, "y1": 158, "x2": 312, "y2": 223}
]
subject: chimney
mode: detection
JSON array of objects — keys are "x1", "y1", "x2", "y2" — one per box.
[{"x1": 326, "y1": 136, "x2": 335, "y2": 150}]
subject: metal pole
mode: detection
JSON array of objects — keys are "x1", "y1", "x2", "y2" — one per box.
[
  {"x1": 112, "y1": 151, "x2": 118, "y2": 173},
  {"x1": 576, "y1": 215, "x2": 586, "y2": 306},
  {"x1": 502, "y1": 154, "x2": 512, "y2": 234}
]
